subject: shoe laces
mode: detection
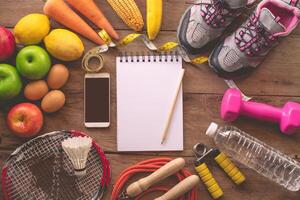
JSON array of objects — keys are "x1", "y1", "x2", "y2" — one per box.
[
  {"x1": 235, "y1": 13, "x2": 276, "y2": 56},
  {"x1": 194, "y1": 0, "x2": 241, "y2": 28}
]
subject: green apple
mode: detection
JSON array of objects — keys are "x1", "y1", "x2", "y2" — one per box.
[
  {"x1": 16, "y1": 45, "x2": 51, "y2": 80},
  {"x1": 0, "y1": 64, "x2": 22, "y2": 101}
]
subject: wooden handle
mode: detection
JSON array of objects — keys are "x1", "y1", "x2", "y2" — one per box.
[
  {"x1": 154, "y1": 175, "x2": 200, "y2": 200},
  {"x1": 126, "y1": 158, "x2": 186, "y2": 197}
]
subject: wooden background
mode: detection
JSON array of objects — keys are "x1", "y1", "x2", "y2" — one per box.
[{"x1": 0, "y1": 0, "x2": 300, "y2": 199}]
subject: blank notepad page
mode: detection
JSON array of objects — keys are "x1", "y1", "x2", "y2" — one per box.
[{"x1": 116, "y1": 54, "x2": 183, "y2": 151}]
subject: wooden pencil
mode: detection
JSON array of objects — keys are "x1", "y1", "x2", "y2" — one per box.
[{"x1": 161, "y1": 68, "x2": 185, "y2": 144}]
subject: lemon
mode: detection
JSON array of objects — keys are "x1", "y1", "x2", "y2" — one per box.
[
  {"x1": 14, "y1": 13, "x2": 50, "y2": 45},
  {"x1": 44, "y1": 29, "x2": 84, "y2": 61}
]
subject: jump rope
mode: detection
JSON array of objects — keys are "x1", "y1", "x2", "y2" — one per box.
[
  {"x1": 111, "y1": 146, "x2": 246, "y2": 200},
  {"x1": 111, "y1": 157, "x2": 199, "y2": 200}
]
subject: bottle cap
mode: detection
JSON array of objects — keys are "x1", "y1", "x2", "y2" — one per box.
[{"x1": 206, "y1": 122, "x2": 218, "y2": 137}]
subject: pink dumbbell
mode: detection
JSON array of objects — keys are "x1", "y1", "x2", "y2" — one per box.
[{"x1": 221, "y1": 88, "x2": 300, "y2": 135}]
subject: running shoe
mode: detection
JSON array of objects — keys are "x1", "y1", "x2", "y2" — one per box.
[
  {"x1": 177, "y1": 0, "x2": 255, "y2": 55},
  {"x1": 209, "y1": 0, "x2": 300, "y2": 78}
]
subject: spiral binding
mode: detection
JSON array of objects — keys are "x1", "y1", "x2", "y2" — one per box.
[{"x1": 119, "y1": 51, "x2": 180, "y2": 63}]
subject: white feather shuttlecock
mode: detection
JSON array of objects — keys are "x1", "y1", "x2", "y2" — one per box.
[{"x1": 61, "y1": 136, "x2": 93, "y2": 176}]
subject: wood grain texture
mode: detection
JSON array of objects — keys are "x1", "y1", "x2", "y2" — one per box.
[{"x1": 0, "y1": 0, "x2": 300, "y2": 199}]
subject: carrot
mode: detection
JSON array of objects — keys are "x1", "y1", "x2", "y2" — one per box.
[
  {"x1": 65, "y1": 0, "x2": 119, "y2": 40},
  {"x1": 43, "y1": 0, "x2": 105, "y2": 45}
]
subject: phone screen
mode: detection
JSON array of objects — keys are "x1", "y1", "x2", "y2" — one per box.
[{"x1": 85, "y1": 77, "x2": 110, "y2": 123}]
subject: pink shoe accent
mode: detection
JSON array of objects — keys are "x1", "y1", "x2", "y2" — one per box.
[{"x1": 256, "y1": 0, "x2": 300, "y2": 36}]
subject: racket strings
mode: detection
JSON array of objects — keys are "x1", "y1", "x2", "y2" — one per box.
[
  {"x1": 3, "y1": 131, "x2": 109, "y2": 200},
  {"x1": 7, "y1": 134, "x2": 68, "y2": 199}
]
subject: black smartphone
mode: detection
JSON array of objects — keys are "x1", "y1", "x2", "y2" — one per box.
[{"x1": 84, "y1": 73, "x2": 110, "y2": 127}]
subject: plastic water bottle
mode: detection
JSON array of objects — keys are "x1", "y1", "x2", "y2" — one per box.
[{"x1": 206, "y1": 122, "x2": 300, "y2": 191}]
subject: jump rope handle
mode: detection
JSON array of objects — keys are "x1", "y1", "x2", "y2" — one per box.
[
  {"x1": 154, "y1": 175, "x2": 200, "y2": 200},
  {"x1": 214, "y1": 152, "x2": 246, "y2": 185},
  {"x1": 126, "y1": 158, "x2": 186, "y2": 197}
]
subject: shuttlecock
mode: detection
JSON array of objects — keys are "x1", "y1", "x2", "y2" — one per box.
[{"x1": 61, "y1": 136, "x2": 92, "y2": 176}]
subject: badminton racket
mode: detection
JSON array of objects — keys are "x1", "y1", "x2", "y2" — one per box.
[{"x1": 2, "y1": 130, "x2": 110, "y2": 200}]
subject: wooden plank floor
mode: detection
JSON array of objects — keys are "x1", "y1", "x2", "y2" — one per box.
[{"x1": 0, "y1": 0, "x2": 300, "y2": 199}]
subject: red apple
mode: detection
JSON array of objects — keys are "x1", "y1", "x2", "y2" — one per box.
[
  {"x1": 7, "y1": 103, "x2": 43, "y2": 138},
  {"x1": 0, "y1": 26, "x2": 15, "y2": 61}
]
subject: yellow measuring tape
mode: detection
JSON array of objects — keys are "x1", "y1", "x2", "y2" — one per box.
[
  {"x1": 81, "y1": 30, "x2": 208, "y2": 73},
  {"x1": 81, "y1": 30, "x2": 252, "y2": 101}
]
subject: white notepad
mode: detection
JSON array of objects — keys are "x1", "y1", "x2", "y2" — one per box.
[{"x1": 117, "y1": 53, "x2": 183, "y2": 151}]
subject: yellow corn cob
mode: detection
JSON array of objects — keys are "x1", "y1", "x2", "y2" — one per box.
[
  {"x1": 107, "y1": 0, "x2": 144, "y2": 31},
  {"x1": 147, "y1": 0, "x2": 163, "y2": 40}
]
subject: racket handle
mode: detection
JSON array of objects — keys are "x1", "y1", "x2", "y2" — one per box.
[
  {"x1": 154, "y1": 175, "x2": 200, "y2": 200},
  {"x1": 126, "y1": 158, "x2": 186, "y2": 197}
]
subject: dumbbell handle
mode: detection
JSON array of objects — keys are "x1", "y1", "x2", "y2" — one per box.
[
  {"x1": 241, "y1": 101, "x2": 282, "y2": 122},
  {"x1": 126, "y1": 158, "x2": 186, "y2": 197}
]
